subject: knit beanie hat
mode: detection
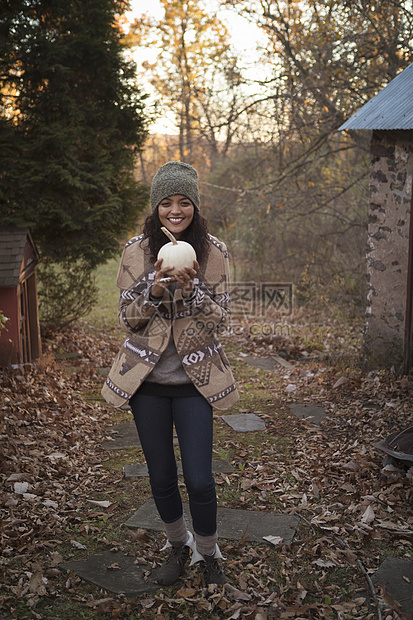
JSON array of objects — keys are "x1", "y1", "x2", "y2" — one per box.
[{"x1": 150, "y1": 161, "x2": 200, "y2": 212}]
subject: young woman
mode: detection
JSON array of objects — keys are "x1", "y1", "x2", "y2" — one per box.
[{"x1": 102, "y1": 161, "x2": 239, "y2": 587}]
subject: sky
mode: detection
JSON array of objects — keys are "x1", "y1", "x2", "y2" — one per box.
[
  {"x1": 124, "y1": 0, "x2": 267, "y2": 133},
  {"x1": 126, "y1": 0, "x2": 264, "y2": 56}
]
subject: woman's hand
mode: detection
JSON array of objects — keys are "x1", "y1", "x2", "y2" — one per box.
[
  {"x1": 175, "y1": 260, "x2": 199, "y2": 297},
  {"x1": 151, "y1": 258, "x2": 199, "y2": 298},
  {"x1": 150, "y1": 258, "x2": 175, "y2": 298}
]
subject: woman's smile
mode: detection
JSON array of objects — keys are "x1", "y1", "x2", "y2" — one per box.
[{"x1": 158, "y1": 194, "x2": 194, "y2": 239}]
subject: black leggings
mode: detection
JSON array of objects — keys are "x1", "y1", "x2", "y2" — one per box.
[{"x1": 130, "y1": 391, "x2": 217, "y2": 537}]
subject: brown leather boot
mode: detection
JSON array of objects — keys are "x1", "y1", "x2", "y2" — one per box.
[
  {"x1": 156, "y1": 542, "x2": 190, "y2": 586},
  {"x1": 200, "y1": 554, "x2": 228, "y2": 585}
]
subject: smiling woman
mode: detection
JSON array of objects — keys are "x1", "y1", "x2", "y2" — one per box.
[{"x1": 102, "y1": 159, "x2": 239, "y2": 589}]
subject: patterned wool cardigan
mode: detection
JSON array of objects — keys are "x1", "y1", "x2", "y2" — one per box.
[{"x1": 101, "y1": 233, "x2": 239, "y2": 410}]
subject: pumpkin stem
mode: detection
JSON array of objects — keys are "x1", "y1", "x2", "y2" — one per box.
[{"x1": 161, "y1": 226, "x2": 178, "y2": 244}]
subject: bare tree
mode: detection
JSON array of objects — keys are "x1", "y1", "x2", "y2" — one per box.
[{"x1": 127, "y1": 0, "x2": 250, "y2": 167}]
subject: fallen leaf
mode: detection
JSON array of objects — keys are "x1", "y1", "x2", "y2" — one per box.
[
  {"x1": 376, "y1": 583, "x2": 402, "y2": 613},
  {"x1": 28, "y1": 571, "x2": 47, "y2": 596},
  {"x1": 14, "y1": 482, "x2": 29, "y2": 494},
  {"x1": 45, "y1": 452, "x2": 66, "y2": 461},
  {"x1": 332, "y1": 376, "x2": 348, "y2": 389},
  {"x1": 311, "y1": 480, "x2": 321, "y2": 498},
  {"x1": 263, "y1": 535, "x2": 283, "y2": 546},
  {"x1": 361, "y1": 505, "x2": 375, "y2": 525},
  {"x1": 43, "y1": 499, "x2": 58, "y2": 508},
  {"x1": 127, "y1": 528, "x2": 150, "y2": 543},
  {"x1": 340, "y1": 483, "x2": 355, "y2": 492},
  {"x1": 106, "y1": 562, "x2": 121, "y2": 570},
  {"x1": 224, "y1": 583, "x2": 252, "y2": 601},
  {"x1": 376, "y1": 520, "x2": 413, "y2": 534},
  {"x1": 87, "y1": 499, "x2": 113, "y2": 508},
  {"x1": 313, "y1": 559, "x2": 337, "y2": 568},
  {"x1": 86, "y1": 598, "x2": 116, "y2": 609},
  {"x1": 49, "y1": 551, "x2": 64, "y2": 567},
  {"x1": 176, "y1": 586, "x2": 197, "y2": 598},
  {"x1": 7, "y1": 473, "x2": 27, "y2": 482}
]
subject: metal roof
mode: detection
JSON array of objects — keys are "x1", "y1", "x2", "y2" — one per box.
[
  {"x1": 339, "y1": 62, "x2": 413, "y2": 131},
  {"x1": 0, "y1": 227, "x2": 38, "y2": 287}
]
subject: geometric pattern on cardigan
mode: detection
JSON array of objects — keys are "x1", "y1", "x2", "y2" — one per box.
[
  {"x1": 208, "y1": 382, "x2": 238, "y2": 404},
  {"x1": 102, "y1": 233, "x2": 239, "y2": 410},
  {"x1": 178, "y1": 330, "x2": 228, "y2": 388}
]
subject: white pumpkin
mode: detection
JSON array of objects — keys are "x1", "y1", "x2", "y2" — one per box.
[{"x1": 157, "y1": 227, "x2": 197, "y2": 275}]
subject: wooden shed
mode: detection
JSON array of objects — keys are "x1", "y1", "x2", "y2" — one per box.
[
  {"x1": 339, "y1": 61, "x2": 413, "y2": 372},
  {"x1": 0, "y1": 227, "x2": 42, "y2": 365}
]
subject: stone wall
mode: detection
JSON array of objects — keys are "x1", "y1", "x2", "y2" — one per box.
[{"x1": 364, "y1": 130, "x2": 413, "y2": 369}]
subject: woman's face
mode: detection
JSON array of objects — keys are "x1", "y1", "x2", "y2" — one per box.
[{"x1": 158, "y1": 194, "x2": 194, "y2": 239}]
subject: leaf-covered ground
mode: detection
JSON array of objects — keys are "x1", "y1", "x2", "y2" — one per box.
[{"x1": 1, "y1": 310, "x2": 412, "y2": 619}]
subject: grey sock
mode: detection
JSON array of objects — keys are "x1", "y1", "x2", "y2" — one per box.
[
  {"x1": 164, "y1": 515, "x2": 189, "y2": 545},
  {"x1": 195, "y1": 531, "x2": 218, "y2": 556}
]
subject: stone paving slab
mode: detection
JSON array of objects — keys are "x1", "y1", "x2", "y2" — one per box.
[
  {"x1": 124, "y1": 459, "x2": 234, "y2": 479},
  {"x1": 100, "y1": 421, "x2": 141, "y2": 450},
  {"x1": 100, "y1": 421, "x2": 178, "y2": 450},
  {"x1": 288, "y1": 403, "x2": 326, "y2": 425},
  {"x1": 221, "y1": 413, "x2": 266, "y2": 432},
  {"x1": 124, "y1": 499, "x2": 298, "y2": 545},
  {"x1": 59, "y1": 550, "x2": 159, "y2": 597},
  {"x1": 371, "y1": 556, "x2": 413, "y2": 613}
]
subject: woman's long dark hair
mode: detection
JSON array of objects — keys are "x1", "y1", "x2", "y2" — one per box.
[{"x1": 141, "y1": 208, "x2": 210, "y2": 268}]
